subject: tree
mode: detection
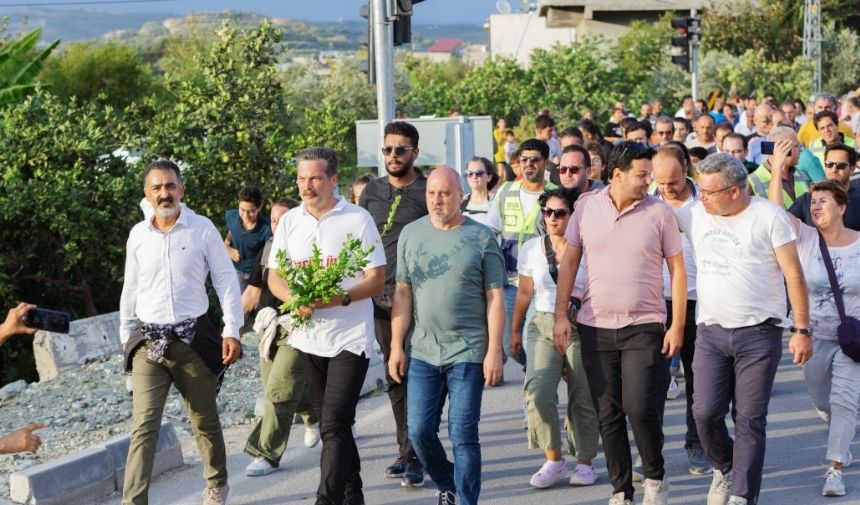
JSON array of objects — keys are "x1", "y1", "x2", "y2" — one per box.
[
  {"x1": 0, "y1": 28, "x2": 59, "y2": 104},
  {"x1": 450, "y1": 57, "x2": 529, "y2": 124},
  {"x1": 0, "y1": 88, "x2": 138, "y2": 318},
  {"x1": 126, "y1": 21, "x2": 295, "y2": 218},
  {"x1": 39, "y1": 41, "x2": 154, "y2": 110}
]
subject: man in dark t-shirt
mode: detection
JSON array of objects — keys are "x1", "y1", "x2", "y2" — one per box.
[
  {"x1": 358, "y1": 121, "x2": 429, "y2": 488},
  {"x1": 789, "y1": 144, "x2": 860, "y2": 230}
]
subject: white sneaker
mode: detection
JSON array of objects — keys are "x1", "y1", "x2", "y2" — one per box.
[
  {"x1": 608, "y1": 491, "x2": 633, "y2": 505},
  {"x1": 823, "y1": 467, "x2": 847, "y2": 497},
  {"x1": 201, "y1": 483, "x2": 231, "y2": 505},
  {"x1": 666, "y1": 377, "x2": 680, "y2": 400},
  {"x1": 726, "y1": 497, "x2": 747, "y2": 505},
  {"x1": 304, "y1": 424, "x2": 320, "y2": 448},
  {"x1": 529, "y1": 459, "x2": 567, "y2": 488},
  {"x1": 707, "y1": 468, "x2": 732, "y2": 505},
  {"x1": 245, "y1": 457, "x2": 276, "y2": 477},
  {"x1": 642, "y1": 476, "x2": 669, "y2": 505},
  {"x1": 569, "y1": 463, "x2": 598, "y2": 486},
  {"x1": 816, "y1": 408, "x2": 831, "y2": 424}
]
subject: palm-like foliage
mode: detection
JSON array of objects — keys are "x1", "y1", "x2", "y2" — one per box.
[{"x1": 0, "y1": 28, "x2": 59, "y2": 104}]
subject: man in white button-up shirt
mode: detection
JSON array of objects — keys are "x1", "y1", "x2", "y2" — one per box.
[
  {"x1": 268, "y1": 147, "x2": 385, "y2": 505},
  {"x1": 119, "y1": 159, "x2": 242, "y2": 505}
]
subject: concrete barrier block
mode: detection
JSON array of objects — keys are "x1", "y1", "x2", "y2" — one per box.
[
  {"x1": 10, "y1": 446, "x2": 114, "y2": 505},
  {"x1": 33, "y1": 311, "x2": 121, "y2": 380},
  {"x1": 105, "y1": 421, "x2": 184, "y2": 490}
]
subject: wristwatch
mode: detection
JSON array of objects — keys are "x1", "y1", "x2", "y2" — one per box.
[
  {"x1": 789, "y1": 326, "x2": 813, "y2": 336},
  {"x1": 341, "y1": 293, "x2": 352, "y2": 307}
]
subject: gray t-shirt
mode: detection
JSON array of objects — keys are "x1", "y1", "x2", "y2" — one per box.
[{"x1": 396, "y1": 216, "x2": 506, "y2": 366}]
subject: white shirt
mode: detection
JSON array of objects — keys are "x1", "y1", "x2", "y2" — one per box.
[
  {"x1": 119, "y1": 209, "x2": 243, "y2": 343},
  {"x1": 796, "y1": 224, "x2": 860, "y2": 341},
  {"x1": 517, "y1": 237, "x2": 588, "y2": 312},
  {"x1": 654, "y1": 182, "x2": 698, "y2": 300},
  {"x1": 268, "y1": 197, "x2": 385, "y2": 358},
  {"x1": 676, "y1": 197, "x2": 797, "y2": 328}
]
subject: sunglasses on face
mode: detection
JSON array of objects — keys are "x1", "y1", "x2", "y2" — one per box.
[
  {"x1": 519, "y1": 156, "x2": 544, "y2": 165},
  {"x1": 542, "y1": 207, "x2": 569, "y2": 218},
  {"x1": 465, "y1": 170, "x2": 487, "y2": 177},
  {"x1": 825, "y1": 161, "x2": 851, "y2": 171},
  {"x1": 557, "y1": 165, "x2": 585, "y2": 175},
  {"x1": 382, "y1": 145, "x2": 417, "y2": 156}
]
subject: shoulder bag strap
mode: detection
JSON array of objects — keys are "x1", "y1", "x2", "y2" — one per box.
[
  {"x1": 818, "y1": 230, "x2": 848, "y2": 322},
  {"x1": 543, "y1": 234, "x2": 559, "y2": 284}
]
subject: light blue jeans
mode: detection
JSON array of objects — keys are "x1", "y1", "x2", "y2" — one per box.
[{"x1": 803, "y1": 337, "x2": 860, "y2": 464}]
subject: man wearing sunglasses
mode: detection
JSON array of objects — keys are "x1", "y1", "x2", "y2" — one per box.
[
  {"x1": 789, "y1": 144, "x2": 860, "y2": 230},
  {"x1": 557, "y1": 144, "x2": 603, "y2": 193},
  {"x1": 358, "y1": 121, "x2": 429, "y2": 489},
  {"x1": 486, "y1": 139, "x2": 556, "y2": 370},
  {"x1": 553, "y1": 141, "x2": 687, "y2": 505}
]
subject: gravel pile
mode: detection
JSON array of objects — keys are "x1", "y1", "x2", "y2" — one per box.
[{"x1": 0, "y1": 343, "x2": 265, "y2": 501}]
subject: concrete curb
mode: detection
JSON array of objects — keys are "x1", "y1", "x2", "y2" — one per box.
[{"x1": 9, "y1": 422, "x2": 182, "y2": 505}]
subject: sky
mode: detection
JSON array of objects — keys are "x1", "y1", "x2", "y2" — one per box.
[{"x1": 2, "y1": 0, "x2": 520, "y2": 24}]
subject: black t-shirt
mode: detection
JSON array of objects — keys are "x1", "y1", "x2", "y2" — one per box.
[
  {"x1": 788, "y1": 180, "x2": 860, "y2": 231},
  {"x1": 358, "y1": 173, "x2": 428, "y2": 299},
  {"x1": 247, "y1": 240, "x2": 277, "y2": 310}
]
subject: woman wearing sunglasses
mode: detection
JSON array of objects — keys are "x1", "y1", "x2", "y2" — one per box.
[
  {"x1": 462, "y1": 156, "x2": 500, "y2": 227},
  {"x1": 768, "y1": 140, "x2": 860, "y2": 498},
  {"x1": 510, "y1": 187, "x2": 600, "y2": 490}
]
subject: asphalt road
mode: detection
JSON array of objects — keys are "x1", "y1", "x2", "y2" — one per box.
[{"x1": 89, "y1": 350, "x2": 860, "y2": 505}]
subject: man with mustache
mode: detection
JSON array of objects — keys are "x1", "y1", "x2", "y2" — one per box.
[
  {"x1": 486, "y1": 139, "x2": 556, "y2": 369},
  {"x1": 358, "y1": 121, "x2": 429, "y2": 488},
  {"x1": 269, "y1": 147, "x2": 386, "y2": 505},
  {"x1": 120, "y1": 159, "x2": 243, "y2": 505}
]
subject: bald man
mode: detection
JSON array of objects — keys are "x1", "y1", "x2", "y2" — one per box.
[
  {"x1": 389, "y1": 167, "x2": 506, "y2": 505},
  {"x1": 747, "y1": 104, "x2": 775, "y2": 165}
]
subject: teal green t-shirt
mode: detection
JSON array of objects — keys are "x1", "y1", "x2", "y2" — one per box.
[{"x1": 396, "y1": 216, "x2": 506, "y2": 366}]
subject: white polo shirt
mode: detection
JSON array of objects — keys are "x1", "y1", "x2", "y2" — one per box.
[{"x1": 269, "y1": 197, "x2": 385, "y2": 358}]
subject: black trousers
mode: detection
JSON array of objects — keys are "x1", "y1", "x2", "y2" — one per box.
[
  {"x1": 666, "y1": 299, "x2": 701, "y2": 450},
  {"x1": 578, "y1": 322, "x2": 669, "y2": 500},
  {"x1": 375, "y1": 302, "x2": 417, "y2": 460},
  {"x1": 301, "y1": 350, "x2": 369, "y2": 505}
]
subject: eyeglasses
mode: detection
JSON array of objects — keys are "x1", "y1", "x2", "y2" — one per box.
[
  {"x1": 590, "y1": 157, "x2": 602, "y2": 165},
  {"x1": 557, "y1": 165, "x2": 585, "y2": 175},
  {"x1": 699, "y1": 185, "x2": 736, "y2": 199},
  {"x1": 542, "y1": 207, "x2": 569, "y2": 218},
  {"x1": 519, "y1": 156, "x2": 544, "y2": 165},
  {"x1": 381, "y1": 145, "x2": 417, "y2": 157},
  {"x1": 655, "y1": 130, "x2": 674, "y2": 136},
  {"x1": 465, "y1": 170, "x2": 487, "y2": 177},
  {"x1": 825, "y1": 161, "x2": 851, "y2": 171}
]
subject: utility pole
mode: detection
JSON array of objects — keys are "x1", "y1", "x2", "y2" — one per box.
[
  {"x1": 803, "y1": 0, "x2": 822, "y2": 94},
  {"x1": 373, "y1": 0, "x2": 395, "y2": 173},
  {"x1": 689, "y1": 9, "x2": 701, "y2": 103}
]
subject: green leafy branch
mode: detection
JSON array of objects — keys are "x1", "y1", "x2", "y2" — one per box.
[
  {"x1": 276, "y1": 234, "x2": 374, "y2": 328},
  {"x1": 381, "y1": 194, "x2": 402, "y2": 236}
]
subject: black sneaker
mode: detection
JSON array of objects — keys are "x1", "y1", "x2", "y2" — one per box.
[
  {"x1": 436, "y1": 490, "x2": 457, "y2": 505},
  {"x1": 385, "y1": 456, "x2": 408, "y2": 478},
  {"x1": 401, "y1": 459, "x2": 425, "y2": 488}
]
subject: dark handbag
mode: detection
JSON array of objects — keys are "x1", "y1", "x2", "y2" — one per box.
[
  {"x1": 817, "y1": 231, "x2": 860, "y2": 362},
  {"x1": 543, "y1": 235, "x2": 578, "y2": 324}
]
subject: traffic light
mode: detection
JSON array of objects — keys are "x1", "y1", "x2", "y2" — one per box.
[
  {"x1": 359, "y1": 2, "x2": 375, "y2": 84},
  {"x1": 392, "y1": 0, "x2": 424, "y2": 46},
  {"x1": 670, "y1": 15, "x2": 701, "y2": 72}
]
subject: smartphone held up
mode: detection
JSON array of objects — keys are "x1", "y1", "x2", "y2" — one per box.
[{"x1": 24, "y1": 308, "x2": 71, "y2": 334}]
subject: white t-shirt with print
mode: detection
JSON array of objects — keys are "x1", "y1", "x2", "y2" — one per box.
[
  {"x1": 268, "y1": 197, "x2": 386, "y2": 358},
  {"x1": 795, "y1": 224, "x2": 860, "y2": 341},
  {"x1": 676, "y1": 197, "x2": 797, "y2": 328},
  {"x1": 655, "y1": 187, "x2": 698, "y2": 300}
]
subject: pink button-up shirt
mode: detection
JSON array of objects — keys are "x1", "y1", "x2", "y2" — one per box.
[{"x1": 565, "y1": 187, "x2": 682, "y2": 329}]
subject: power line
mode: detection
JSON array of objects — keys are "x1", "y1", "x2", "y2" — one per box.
[{"x1": 0, "y1": 0, "x2": 175, "y2": 7}]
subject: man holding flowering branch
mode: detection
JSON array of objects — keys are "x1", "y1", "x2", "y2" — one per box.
[{"x1": 267, "y1": 147, "x2": 385, "y2": 505}]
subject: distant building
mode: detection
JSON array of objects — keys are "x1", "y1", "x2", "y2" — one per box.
[
  {"x1": 488, "y1": 0, "x2": 705, "y2": 65},
  {"x1": 413, "y1": 37, "x2": 466, "y2": 62}
]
